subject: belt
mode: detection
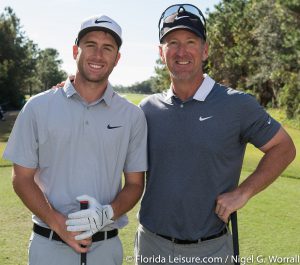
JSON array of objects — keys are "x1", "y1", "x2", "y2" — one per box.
[
  {"x1": 156, "y1": 227, "x2": 227, "y2": 245},
  {"x1": 33, "y1": 223, "x2": 118, "y2": 243}
]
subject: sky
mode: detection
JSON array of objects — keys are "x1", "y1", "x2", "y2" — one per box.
[{"x1": 0, "y1": 0, "x2": 220, "y2": 86}]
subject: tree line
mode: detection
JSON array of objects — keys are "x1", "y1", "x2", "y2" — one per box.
[
  {"x1": 0, "y1": 7, "x2": 66, "y2": 109},
  {"x1": 1, "y1": 1, "x2": 299, "y2": 121}
]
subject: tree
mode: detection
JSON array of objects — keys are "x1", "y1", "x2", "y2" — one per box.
[
  {"x1": 21, "y1": 40, "x2": 41, "y2": 97},
  {"x1": 207, "y1": 0, "x2": 250, "y2": 90},
  {"x1": 277, "y1": 0, "x2": 300, "y2": 119},
  {"x1": 129, "y1": 79, "x2": 154, "y2": 94},
  {"x1": 280, "y1": 72, "x2": 300, "y2": 120},
  {"x1": 0, "y1": 7, "x2": 34, "y2": 108},
  {"x1": 246, "y1": 0, "x2": 288, "y2": 107},
  {"x1": 152, "y1": 58, "x2": 170, "y2": 93},
  {"x1": 0, "y1": 7, "x2": 67, "y2": 109},
  {"x1": 206, "y1": 0, "x2": 300, "y2": 120},
  {"x1": 36, "y1": 48, "x2": 67, "y2": 91},
  {"x1": 114, "y1": 78, "x2": 156, "y2": 94}
]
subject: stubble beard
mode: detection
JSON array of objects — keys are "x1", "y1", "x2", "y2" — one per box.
[
  {"x1": 78, "y1": 63, "x2": 113, "y2": 85},
  {"x1": 170, "y1": 69, "x2": 197, "y2": 82}
]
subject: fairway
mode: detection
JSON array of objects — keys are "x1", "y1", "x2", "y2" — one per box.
[
  {"x1": 120, "y1": 93, "x2": 149, "y2": 106},
  {"x1": 0, "y1": 94, "x2": 299, "y2": 265}
]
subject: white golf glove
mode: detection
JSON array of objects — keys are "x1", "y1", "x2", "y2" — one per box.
[{"x1": 66, "y1": 195, "x2": 114, "y2": 240}]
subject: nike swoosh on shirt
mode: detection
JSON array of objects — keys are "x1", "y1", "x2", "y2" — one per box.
[
  {"x1": 107, "y1": 124, "x2": 122, "y2": 129},
  {"x1": 199, "y1": 116, "x2": 213, "y2": 121},
  {"x1": 95, "y1": 19, "x2": 112, "y2": 24}
]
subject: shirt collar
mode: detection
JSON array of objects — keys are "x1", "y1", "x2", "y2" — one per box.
[
  {"x1": 63, "y1": 78, "x2": 114, "y2": 106},
  {"x1": 193, "y1": 74, "x2": 216, "y2": 101},
  {"x1": 102, "y1": 83, "x2": 114, "y2": 106},
  {"x1": 164, "y1": 74, "x2": 215, "y2": 103},
  {"x1": 165, "y1": 88, "x2": 175, "y2": 101},
  {"x1": 63, "y1": 78, "x2": 77, "y2": 98}
]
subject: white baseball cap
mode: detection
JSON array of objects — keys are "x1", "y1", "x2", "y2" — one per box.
[{"x1": 76, "y1": 14, "x2": 122, "y2": 48}]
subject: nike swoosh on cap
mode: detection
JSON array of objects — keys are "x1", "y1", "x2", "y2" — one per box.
[
  {"x1": 95, "y1": 19, "x2": 112, "y2": 24},
  {"x1": 174, "y1": 16, "x2": 190, "y2": 20},
  {"x1": 199, "y1": 116, "x2": 213, "y2": 121}
]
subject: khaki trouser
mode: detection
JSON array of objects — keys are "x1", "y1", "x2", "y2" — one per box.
[
  {"x1": 28, "y1": 232, "x2": 123, "y2": 265},
  {"x1": 134, "y1": 225, "x2": 234, "y2": 265}
]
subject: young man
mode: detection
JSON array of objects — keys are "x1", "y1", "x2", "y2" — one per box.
[
  {"x1": 3, "y1": 14, "x2": 147, "y2": 265},
  {"x1": 135, "y1": 4, "x2": 296, "y2": 264}
]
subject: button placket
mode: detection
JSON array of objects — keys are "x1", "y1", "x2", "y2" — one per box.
[{"x1": 83, "y1": 105, "x2": 90, "y2": 127}]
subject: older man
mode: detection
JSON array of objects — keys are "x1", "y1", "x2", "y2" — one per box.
[{"x1": 135, "y1": 4, "x2": 296, "y2": 265}]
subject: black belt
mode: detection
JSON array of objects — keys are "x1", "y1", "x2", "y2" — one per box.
[
  {"x1": 33, "y1": 223, "x2": 118, "y2": 243},
  {"x1": 156, "y1": 227, "x2": 227, "y2": 245}
]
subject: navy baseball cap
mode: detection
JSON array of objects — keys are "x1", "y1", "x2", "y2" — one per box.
[
  {"x1": 159, "y1": 4, "x2": 206, "y2": 42},
  {"x1": 76, "y1": 14, "x2": 122, "y2": 48}
]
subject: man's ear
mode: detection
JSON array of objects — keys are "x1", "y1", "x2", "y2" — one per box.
[
  {"x1": 202, "y1": 42, "x2": 209, "y2": 62},
  {"x1": 73, "y1": 45, "x2": 79, "y2": 60},
  {"x1": 114, "y1": 52, "x2": 121, "y2": 66},
  {"x1": 159, "y1": 45, "x2": 166, "y2": 64}
]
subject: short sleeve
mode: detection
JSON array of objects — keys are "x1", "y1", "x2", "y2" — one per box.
[
  {"x1": 3, "y1": 103, "x2": 39, "y2": 168},
  {"x1": 123, "y1": 108, "x2": 148, "y2": 173},
  {"x1": 239, "y1": 95, "x2": 281, "y2": 148}
]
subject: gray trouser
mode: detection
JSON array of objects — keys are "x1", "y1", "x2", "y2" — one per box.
[
  {"x1": 28, "y1": 232, "x2": 123, "y2": 265},
  {"x1": 134, "y1": 225, "x2": 234, "y2": 265}
]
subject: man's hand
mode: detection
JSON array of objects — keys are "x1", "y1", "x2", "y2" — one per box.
[
  {"x1": 12, "y1": 164, "x2": 91, "y2": 253},
  {"x1": 51, "y1": 211, "x2": 91, "y2": 253},
  {"x1": 52, "y1": 75, "x2": 74, "y2": 89},
  {"x1": 215, "y1": 188, "x2": 249, "y2": 223},
  {"x1": 66, "y1": 195, "x2": 114, "y2": 240},
  {"x1": 53, "y1": 81, "x2": 65, "y2": 88}
]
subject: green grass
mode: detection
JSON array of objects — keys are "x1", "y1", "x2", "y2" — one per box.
[
  {"x1": 0, "y1": 96, "x2": 299, "y2": 265},
  {"x1": 120, "y1": 93, "x2": 149, "y2": 106},
  {"x1": 238, "y1": 171, "x2": 300, "y2": 259},
  {"x1": 268, "y1": 108, "x2": 300, "y2": 130},
  {"x1": 0, "y1": 167, "x2": 32, "y2": 265},
  {"x1": 0, "y1": 111, "x2": 17, "y2": 167}
]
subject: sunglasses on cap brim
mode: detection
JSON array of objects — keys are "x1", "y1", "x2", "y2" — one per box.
[{"x1": 158, "y1": 4, "x2": 207, "y2": 39}]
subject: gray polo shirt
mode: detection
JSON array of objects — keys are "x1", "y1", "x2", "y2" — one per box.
[
  {"x1": 139, "y1": 74, "x2": 280, "y2": 240},
  {"x1": 3, "y1": 79, "x2": 147, "y2": 229}
]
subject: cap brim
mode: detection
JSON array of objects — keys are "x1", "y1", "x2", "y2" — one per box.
[
  {"x1": 76, "y1": 27, "x2": 122, "y2": 47},
  {"x1": 160, "y1": 26, "x2": 205, "y2": 42}
]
